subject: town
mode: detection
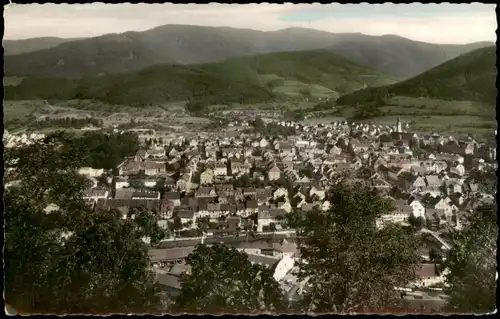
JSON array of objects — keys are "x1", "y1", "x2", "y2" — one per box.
[
  {"x1": 4, "y1": 114, "x2": 496, "y2": 311},
  {"x1": 3, "y1": 2, "x2": 497, "y2": 315}
]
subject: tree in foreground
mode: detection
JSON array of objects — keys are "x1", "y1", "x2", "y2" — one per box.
[
  {"x1": 408, "y1": 214, "x2": 425, "y2": 230},
  {"x1": 291, "y1": 183, "x2": 422, "y2": 313},
  {"x1": 443, "y1": 204, "x2": 497, "y2": 313},
  {"x1": 172, "y1": 244, "x2": 285, "y2": 314},
  {"x1": 4, "y1": 132, "x2": 165, "y2": 314}
]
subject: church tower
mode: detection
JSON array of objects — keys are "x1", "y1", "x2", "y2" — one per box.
[{"x1": 396, "y1": 116, "x2": 402, "y2": 133}]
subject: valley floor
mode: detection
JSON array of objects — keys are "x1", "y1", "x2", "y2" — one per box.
[{"x1": 3, "y1": 98, "x2": 496, "y2": 144}]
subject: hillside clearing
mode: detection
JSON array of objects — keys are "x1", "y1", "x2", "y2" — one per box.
[{"x1": 3, "y1": 76, "x2": 24, "y2": 87}]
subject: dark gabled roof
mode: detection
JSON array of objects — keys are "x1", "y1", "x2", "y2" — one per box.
[
  {"x1": 215, "y1": 183, "x2": 234, "y2": 191},
  {"x1": 269, "y1": 165, "x2": 281, "y2": 173},
  {"x1": 197, "y1": 187, "x2": 215, "y2": 194},
  {"x1": 243, "y1": 187, "x2": 257, "y2": 194},
  {"x1": 169, "y1": 263, "x2": 191, "y2": 276},
  {"x1": 176, "y1": 209, "x2": 194, "y2": 219},
  {"x1": 300, "y1": 203, "x2": 321, "y2": 212},
  {"x1": 114, "y1": 188, "x2": 135, "y2": 199},
  {"x1": 181, "y1": 197, "x2": 199, "y2": 210},
  {"x1": 393, "y1": 197, "x2": 411, "y2": 206},
  {"x1": 132, "y1": 190, "x2": 159, "y2": 199},
  {"x1": 198, "y1": 201, "x2": 209, "y2": 210},
  {"x1": 415, "y1": 263, "x2": 438, "y2": 278},
  {"x1": 207, "y1": 203, "x2": 221, "y2": 211},
  {"x1": 425, "y1": 175, "x2": 441, "y2": 186},
  {"x1": 390, "y1": 132, "x2": 413, "y2": 141},
  {"x1": 258, "y1": 204, "x2": 270, "y2": 212},
  {"x1": 164, "y1": 192, "x2": 181, "y2": 200},
  {"x1": 469, "y1": 183, "x2": 479, "y2": 192},
  {"x1": 256, "y1": 188, "x2": 273, "y2": 197},
  {"x1": 246, "y1": 253, "x2": 281, "y2": 268},
  {"x1": 102, "y1": 198, "x2": 160, "y2": 210},
  {"x1": 246, "y1": 200, "x2": 258, "y2": 209},
  {"x1": 149, "y1": 247, "x2": 195, "y2": 262},
  {"x1": 227, "y1": 216, "x2": 241, "y2": 229},
  {"x1": 269, "y1": 208, "x2": 286, "y2": 218},
  {"x1": 372, "y1": 177, "x2": 390, "y2": 187},
  {"x1": 220, "y1": 204, "x2": 237, "y2": 214}
]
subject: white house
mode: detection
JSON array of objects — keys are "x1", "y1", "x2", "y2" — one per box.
[
  {"x1": 132, "y1": 190, "x2": 160, "y2": 200},
  {"x1": 273, "y1": 188, "x2": 289, "y2": 200},
  {"x1": 257, "y1": 208, "x2": 280, "y2": 231},
  {"x1": 422, "y1": 187, "x2": 441, "y2": 198},
  {"x1": 44, "y1": 203, "x2": 60, "y2": 214},
  {"x1": 87, "y1": 176, "x2": 99, "y2": 188},
  {"x1": 412, "y1": 176, "x2": 427, "y2": 189},
  {"x1": 455, "y1": 194, "x2": 465, "y2": 206},
  {"x1": 78, "y1": 167, "x2": 104, "y2": 177},
  {"x1": 296, "y1": 140, "x2": 310, "y2": 148},
  {"x1": 309, "y1": 185, "x2": 326, "y2": 200},
  {"x1": 329, "y1": 146, "x2": 342, "y2": 156},
  {"x1": 214, "y1": 163, "x2": 228, "y2": 176},
  {"x1": 177, "y1": 210, "x2": 195, "y2": 225},
  {"x1": 409, "y1": 199, "x2": 425, "y2": 218},
  {"x1": 144, "y1": 179, "x2": 157, "y2": 188},
  {"x1": 321, "y1": 200, "x2": 331, "y2": 211},
  {"x1": 268, "y1": 165, "x2": 281, "y2": 181},
  {"x1": 83, "y1": 188, "x2": 109, "y2": 202},
  {"x1": 455, "y1": 163, "x2": 465, "y2": 175},
  {"x1": 378, "y1": 207, "x2": 411, "y2": 228},
  {"x1": 463, "y1": 143, "x2": 475, "y2": 155},
  {"x1": 447, "y1": 181, "x2": 463, "y2": 194},
  {"x1": 259, "y1": 138, "x2": 270, "y2": 148},
  {"x1": 237, "y1": 248, "x2": 262, "y2": 255},
  {"x1": 115, "y1": 177, "x2": 129, "y2": 189},
  {"x1": 200, "y1": 169, "x2": 214, "y2": 185},
  {"x1": 434, "y1": 198, "x2": 454, "y2": 217}
]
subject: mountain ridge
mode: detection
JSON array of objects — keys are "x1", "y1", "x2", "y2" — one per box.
[{"x1": 4, "y1": 25, "x2": 494, "y2": 79}]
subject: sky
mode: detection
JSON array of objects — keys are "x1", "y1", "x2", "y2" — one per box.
[{"x1": 4, "y1": 3, "x2": 497, "y2": 44}]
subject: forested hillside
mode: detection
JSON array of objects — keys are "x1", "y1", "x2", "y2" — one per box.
[
  {"x1": 336, "y1": 46, "x2": 497, "y2": 107},
  {"x1": 5, "y1": 50, "x2": 397, "y2": 107}
]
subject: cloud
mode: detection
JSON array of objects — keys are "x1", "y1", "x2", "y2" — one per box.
[
  {"x1": 280, "y1": 3, "x2": 495, "y2": 21},
  {"x1": 4, "y1": 3, "x2": 496, "y2": 44}
]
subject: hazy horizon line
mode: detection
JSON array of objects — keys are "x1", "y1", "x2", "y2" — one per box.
[{"x1": 2, "y1": 24, "x2": 494, "y2": 46}]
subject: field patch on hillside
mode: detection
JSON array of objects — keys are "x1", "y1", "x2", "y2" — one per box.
[
  {"x1": 3, "y1": 100, "x2": 45, "y2": 120},
  {"x1": 384, "y1": 96, "x2": 495, "y2": 116},
  {"x1": 3, "y1": 76, "x2": 24, "y2": 87},
  {"x1": 365, "y1": 115, "x2": 495, "y2": 140},
  {"x1": 259, "y1": 74, "x2": 339, "y2": 99}
]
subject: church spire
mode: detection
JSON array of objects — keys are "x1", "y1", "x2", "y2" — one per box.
[{"x1": 396, "y1": 116, "x2": 402, "y2": 133}]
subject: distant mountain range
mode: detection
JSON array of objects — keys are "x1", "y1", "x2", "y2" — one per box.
[
  {"x1": 3, "y1": 37, "x2": 84, "y2": 55},
  {"x1": 3, "y1": 25, "x2": 494, "y2": 79},
  {"x1": 326, "y1": 35, "x2": 493, "y2": 78},
  {"x1": 336, "y1": 46, "x2": 497, "y2": 106},
  {"x1": 4, "y1": 50, "x2": 398, "y2": 107}
]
